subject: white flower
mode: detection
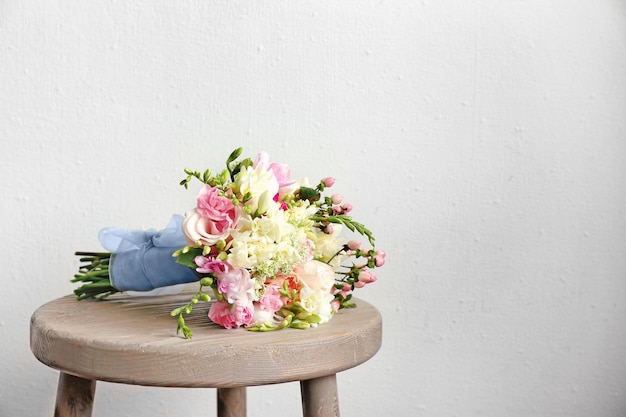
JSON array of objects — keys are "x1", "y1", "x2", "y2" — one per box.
[
  {"x1": 227, "y1": 231, "x2": 256, "y2": 268},
  {"x1": 233, "y1": 164, "x2": 279, "y2": 211},
  {"x1": 308, "y1": 225, "x2": 346, "y2": 266},
  {"x1": 300, "y1": 287, "x2": 334, "y2": 324},
  {"x1": 284, "y1": 200, "x2": 317, "y2": 229},
  {"x1": 226, "y1": 208, "x2": 310, "y2": 278}
]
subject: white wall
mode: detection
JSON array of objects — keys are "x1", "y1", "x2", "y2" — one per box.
[{"x1": 2, "y1": 1, "x2": 626, "y2": 416}]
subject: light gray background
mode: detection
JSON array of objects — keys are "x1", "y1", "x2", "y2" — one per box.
[{"x1": 2, "y1": 1, "x2": 625, "y2": 416}]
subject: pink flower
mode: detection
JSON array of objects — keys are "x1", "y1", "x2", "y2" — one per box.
[
  {"x1": 216, "y1": 267, "x2": 256, "y2": 304},
  {"x1": 258, "y1": 285, "x2": 284, "y2": 312},
  {"x1": 374, "y1": 250, "x2": 386, "y2": 267},
  {"x1": 269, "y1": 162, "x2": 299, "y2": 197},
  {"x1": 347, "y1": 240, "x2": 361, "y2": 250},
  {"x1": 331, "y1": 194, "x2": 343, "y2": 204},
  {"x1": 194, "y1": 255, "x2": 230, "y2": 274},
  {"x1": 322, "y1": 177, "x2": 335, "y2": 187},
  {"x1": 339, "y1": 283, "x2": 352, "y2": 298},
  {"x1": 268, "y1": 273, "x2": 300, "y2": 304},
  {"x1": 208, "y1": 300, "x2": 254, "y2": 329},
  {"x1": 182, "y1": 185, "x2": 239, "y2": 246},
  {"x1": 357, "y1": 269, "x2": 377, "y2": 286},
  {"x1": 254, "y1": 151, "x2": 298, "y2": 198},
  {"x1": 250, "y1": 285, "x2": 284, "y2": 326},
  {"x1": 273, "y1": 193, "x2": 288, "y2": 210},
  {"x1": 196, "y1": 185, "x2": 235, "y2": 219}
]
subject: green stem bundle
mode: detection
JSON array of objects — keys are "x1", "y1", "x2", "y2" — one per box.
[{"x1": 72, "y1": 252, "x2": 119, "y2": 300}]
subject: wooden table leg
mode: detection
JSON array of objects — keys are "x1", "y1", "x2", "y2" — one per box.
[
  {"x1": 217, "y1": 387, "x2": 246, "y2": 417},
  {"x1": 54, "y1": 372, "x2": 96, "y2": 417},
  {"x1": 300, "y1": 374, "x2": 340, "y2": 417}
]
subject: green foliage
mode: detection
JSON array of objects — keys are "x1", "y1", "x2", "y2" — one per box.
[
  {"x1": 310, "y1": 214, "x2": 376, "y2": 246},
  {"x1": 173, "y1": 246, "x2": 204, "y2": 268}
]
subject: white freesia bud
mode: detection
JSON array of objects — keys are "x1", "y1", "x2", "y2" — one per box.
[{"x1": 256, "y1": 190, "x2": 273, "y2": 216}]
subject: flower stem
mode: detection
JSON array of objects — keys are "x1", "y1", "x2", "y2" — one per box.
[{"x1": 72, "y1": 251, "x2": 119, "y2": 300}]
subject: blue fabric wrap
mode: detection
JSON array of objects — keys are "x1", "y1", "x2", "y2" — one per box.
[{"x1": 98, "y1": 215, "x2": 197, "y2": 292}]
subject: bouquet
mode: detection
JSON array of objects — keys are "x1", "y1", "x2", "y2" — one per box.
[{"x1": 73, "y1": 148, "x2": 385, "y2": 338}]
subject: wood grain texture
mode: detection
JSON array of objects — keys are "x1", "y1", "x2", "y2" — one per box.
[
  {"x1": 54, "y1": 372, "x2": 96, "y2": 417},
  {"x1": 217, "y1": 387, "x2": 246, "y2": 417},
  {"x1": 301, "y1": 375, "x2": 340, "y2": 417},
  {"x1": 30, "y1": 287, "x2": 382, "y2": 388}
]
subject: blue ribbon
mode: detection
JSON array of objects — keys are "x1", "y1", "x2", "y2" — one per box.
[{"x1": 98, "y1": 215, "x2": 197, "y2": 292}]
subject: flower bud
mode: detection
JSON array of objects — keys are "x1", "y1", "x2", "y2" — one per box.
[
  {"x1": 347, "y1": 240, "x2": 361, "y2": 250},
  {"x1": 256, "y1": 190, "x2": 273, "y2": 215},
  {"x1": 290, "y1": 321, "x2": 311, "y2": 329},
  {"x1": 322, "y1": 177, "x2": 335, "y2": 187},
  {"x1": 358, "y1": 270, "x2": 377, "y2": 284},
  {"x1": 331, "y1": 194, "x2": 343, "y2": 204}
]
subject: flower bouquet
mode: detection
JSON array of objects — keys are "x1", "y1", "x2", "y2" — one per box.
[{"x1": 73, "y1": 148, "x2": 385, "y2": 338}]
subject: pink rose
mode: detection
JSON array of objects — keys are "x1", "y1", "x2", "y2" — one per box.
[
  {"x1": 182, "y1": 186, "x2": 239, "y2": 246},
  {"x1": 293, "y1": 260, "x2": 336, "y2": 293},
  {"x1": 196, "y1": 185, "x2": 236, "y2": 219},
  {"x1": 208, "y1": 300, "x2": 254, "y2": 329}
]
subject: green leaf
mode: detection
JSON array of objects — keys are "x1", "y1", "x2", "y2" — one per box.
[
  {"x1": 227, "y1": 147, "x2": 243, "y2": 164},
  {"x1": 299, "y1": 186, "x2": 320, "y2": 202},
  {"x1": 175, "y1": 247, "x2": 203, "y2": 268}
]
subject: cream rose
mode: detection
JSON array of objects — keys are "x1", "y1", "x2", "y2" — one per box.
[{"x1": 293, "y1": 260, "x2": 336, "y2": 293}]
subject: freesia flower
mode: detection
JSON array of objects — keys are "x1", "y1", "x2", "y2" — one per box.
[
  {"x1": 268, "y1": 162, "x2": 299, "y2": 197},
  {"x1": 233, "y1": 158, "x2": 279, "y2": 212},
  {"x1": 194, "y1": 255, "x2": 230, "y2": 274}
]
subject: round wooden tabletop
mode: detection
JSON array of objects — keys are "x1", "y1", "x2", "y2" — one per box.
[{"x1": 30, "y1": 288, "x2": 382, "y2": 388}]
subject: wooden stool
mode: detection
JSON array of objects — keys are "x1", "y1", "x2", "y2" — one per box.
[{"x1": 30, "y1": 289, "x2": 382, "y2": 417}]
